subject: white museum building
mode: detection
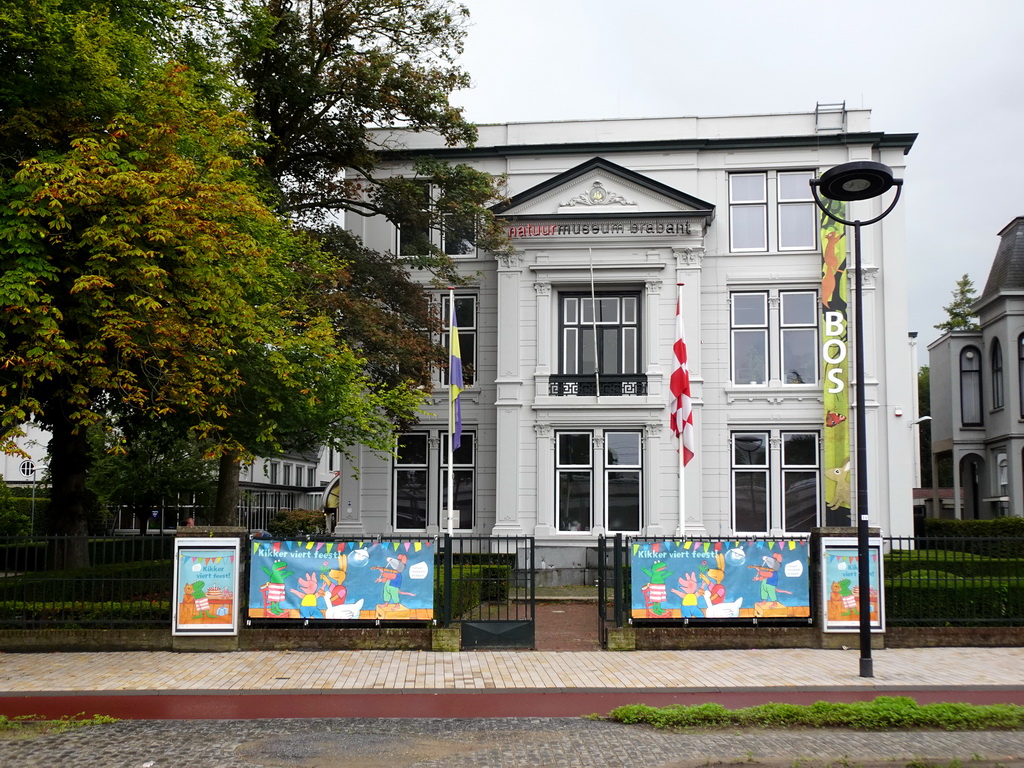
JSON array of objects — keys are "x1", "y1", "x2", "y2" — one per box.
[{"x1": 331, "y1": 105, "x2": 920, "y2": 568}]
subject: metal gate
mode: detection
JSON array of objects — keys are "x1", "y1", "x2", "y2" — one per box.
[
  {"x1": 439, "y1": 535, "x2": 535, "y2": 650},
  {"x1": 597, "y1": 534, "x2": 627, "y2": 648}
]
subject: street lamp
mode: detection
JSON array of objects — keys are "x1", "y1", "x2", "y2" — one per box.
[{"x1": 810, "y1": 160, "x2": 903, "y2": 679}]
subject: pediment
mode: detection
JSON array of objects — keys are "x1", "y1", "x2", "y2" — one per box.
[{"x1": 493, "y1": 157, "x2": 714, "y2": 219}]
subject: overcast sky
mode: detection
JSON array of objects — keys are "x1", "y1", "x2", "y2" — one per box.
[{"x1": 450, "y1": 0, "x2": 1024, "y2": 349}]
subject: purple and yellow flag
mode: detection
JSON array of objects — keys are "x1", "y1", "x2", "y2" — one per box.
[{"x1": 450, "y1": 308, "x2": 463, "y2": 450}]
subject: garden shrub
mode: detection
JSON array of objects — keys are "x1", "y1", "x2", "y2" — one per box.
[{"x1": 267, "y1": 509, "x2": 327, "y2": 539}]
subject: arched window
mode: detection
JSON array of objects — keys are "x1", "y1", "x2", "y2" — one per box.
[
  {"x1": 960, "y1": 346, "x2": 983, "y2": 426},
  {"x1": 992, "y1": 339, "x2": 1004, "y2": 410},
  {"x1": 1019, "y1": 334, "x2": 1024, "y2": 418}
]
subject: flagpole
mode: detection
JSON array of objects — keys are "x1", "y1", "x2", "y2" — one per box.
[
  {"x1": 676, "y1": 283, "x2": 685, "y2": 539},
  {"x1": 447, "y1": 288, "x2": 456, "y2": 536}
]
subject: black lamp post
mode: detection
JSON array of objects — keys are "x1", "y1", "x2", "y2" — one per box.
[{"x1": 810, "y1": 161, "x2": 902, "y2": 679}]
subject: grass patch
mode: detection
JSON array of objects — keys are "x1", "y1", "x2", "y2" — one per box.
[
  {"x1": 0, "y1": 713, "x2": 118, "y2": 737},
  {"x1": 604, "y1": 696, "x2": 1024, "y2": 731}
]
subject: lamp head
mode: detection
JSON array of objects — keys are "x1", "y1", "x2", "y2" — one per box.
[{"x1": 814, "y1": 161, "x2": 900, "y2": 201}]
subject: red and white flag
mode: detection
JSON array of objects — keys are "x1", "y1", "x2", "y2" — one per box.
[{"x1": 670, "y1": 294, "x2": 695, "y2": 466}]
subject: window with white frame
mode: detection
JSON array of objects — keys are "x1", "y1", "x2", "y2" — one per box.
[
  {"x1": 729, "y1": 171, "x2": 817, "y2": 253},
  {"x1": 393, "y1": 431, "x2": 476, "y2": 531},
  {"x1": 731, "y1": 290, "x2": 818, "y2": 386},
  {"x1": 440, "y1": 433, "x2": 475, "y2": 530},
  {"x1": 441, "y1": 294, "x2": 476, "y2": 387},
  {"x1": 397, "y1": 182, "x2": 431, "y2": 258},
  {"x1": 1019, "y1": 334, "x2": 1024, "y2": 418},
  {"x1": 443, "y1": 212, "x2": 477, "y2": 257},
  {"x1": 555, "y1": 429, "x2": 643, "y2": 533},
  {"x1": 960, "y1": 346, "x2": 983, "y2": 426},
  {"x1": 394, "y1": 433, "x2": 429, "y2": 530},
  {"x1": 560, "y1": 293, "x2": 640, "y2": 375},
  {"x1": 731, "y1": 430, "x2": 820, "y2": 535}
]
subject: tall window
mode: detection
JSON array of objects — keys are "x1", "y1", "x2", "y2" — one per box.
[
  {"x1": 729, "y1": 174, "x2": 767, "y2": 251},
  {"x1": 555, "y1": 429, "x2": 643, "y2": 533},
  {"x1": 442, "y1": 295, "x2": 476, "y2": 387},
  {"x1": 440, "y1": 433, "x2": 475, "y2": 530},
  {"x1": 1019, "y1": 335, "x2": 1024, "y2": 418},
  {"x1": 777, "y1": 172, "x2": 816, "y2": 250},
  {"x1": 605, "y1": 431, "x2": 642, "y2": 532},
  {"x1": 443, "y1": 212, "x2": 477, "y2": 257},
  {"x1": 394, "y1": 431, "x2": 476, "y2": 531},
  {"x1": 398, "y1": 182, "x2": 431, "y2": 257},
  {"x1": 730, "y1": 171, "x2": 816, "y2": 252},
  {"x1": 731, "y1": 430, "x2": 820, "y2": 534},
  {"x1": 557, "y1": 432, "x2": 592, "y2": 532},
  {"x1": 960, "y1": 346, "x2": 983, "y2": 426},
  {"x1": 992, "y1": 338, "x2": 1004, "y2": 410},
  {"x1": 731, "y1": 291, "x2": 817, "y2": 386},
  {"x1": 732, "y1": 432, "x2": 768, "y2": 532},
  {"x1": 561, "y1": 293, "x2": 639, "y2": 375},
  {"x1": 394, "y1": 434, "x2": 429, "y2": 530}
]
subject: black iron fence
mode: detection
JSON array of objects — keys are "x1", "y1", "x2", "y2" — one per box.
[
  {"x1": 0, "y1": 535, "x2": 174, "y2": 628},
  {"x1": 0, "y1": 533, "x2": 535, "y2": 631},
  {"x1": 883, "y1": 536, "x2": 1024, "y2": 626}
]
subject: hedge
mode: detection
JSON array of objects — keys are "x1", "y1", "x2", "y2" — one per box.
[
  {"x1": 885, "y1": 578, "x2": 1024, "y2": 626},
  {"x1": 0, "y1": 535, "x2": 174, "y2": 572},
  {"x1": 0, "y1": 600, "x2": 170, "y2": 627},
  {"x1": 885, "y1": 549, "x2": 1024, "y2": 578},
  {"x1": 0, "y1": 560, "x2": 172, "y2": 603}
]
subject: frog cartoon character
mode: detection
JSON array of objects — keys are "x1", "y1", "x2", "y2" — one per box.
[
  {"x1": 641, "y1": 560, "x2": 671, "y2": 616},
  {"x1": 190, "y1": 580, "x2": 217, "y2": 619},
  {"x1": 261, "y1": 560, "x2": 293, "y2": 616}
]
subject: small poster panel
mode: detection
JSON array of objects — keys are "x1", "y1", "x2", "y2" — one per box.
[
  {"x1": 248, "y1": 540, "x2": 434, "y2": 621},
  {"x1": 173, "y1": 538, "x2": 241, "y2": 636},
  {"x1": 821, "y1": 537, "x2": 885, "y2": 632},
  {"x1": 631, "y1": 539, "x2": 811, "y2": 620}
]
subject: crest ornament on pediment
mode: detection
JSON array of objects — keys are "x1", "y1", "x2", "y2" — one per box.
[{"x1": 560, "y1": 181, "x2": 635, "y2": 208}]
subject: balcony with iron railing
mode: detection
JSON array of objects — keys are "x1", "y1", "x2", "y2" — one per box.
[{"x1": 547, "y1": 374, "x2": 648, "y2": 397}]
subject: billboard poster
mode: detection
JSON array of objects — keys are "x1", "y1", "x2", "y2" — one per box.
[
  {"x1": 821, "y1": 537, "x2": 885, "y2": 632},
  {"x1": 248, "y1": 540, "x2": 434, "y2": 621},
  {"x1": 630, "y1": 539, "x2": 811, "y2": 620},
  {"x1": 173, "y1": 538, "x2": 241, "y2": 636},
  {"x1": 820, "y1": 198, "x2": 853, "y2": 527}
]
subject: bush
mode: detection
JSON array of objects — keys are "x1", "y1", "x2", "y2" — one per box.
[
  {"x1": 606, "y1": 696, "x2": 1024, "y2": 731},
  {"x1": 267, "y1": 509, "x2": 327, "y2": 539},
  {"x1": 885, "y1": 548, "x2": 1024, "y2": 578},
  {"x1": 0, "y1": 560, "x2": 172, "y2": 603}
]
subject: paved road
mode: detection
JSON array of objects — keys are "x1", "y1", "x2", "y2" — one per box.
[{"x1": 2, "y1": 717, "x2": 1024, "y2": 768}]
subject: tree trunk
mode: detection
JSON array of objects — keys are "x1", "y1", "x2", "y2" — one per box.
[
  {"x1": 47, "y1": 412, "x2": 92, "y2": 570},
  {"x1": 213, "y1": 450, "x2": 242, "y2": 526}
]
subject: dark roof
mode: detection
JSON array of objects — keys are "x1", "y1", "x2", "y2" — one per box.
[{"x1": 982, "y1": 217, "x2": 1024, "y2": 299}]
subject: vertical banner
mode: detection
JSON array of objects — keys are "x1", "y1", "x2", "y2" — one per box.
[
  {"x1": 173, "y1": 538, "x2": 241, "y2": 636},
  {"x1": 821, "y1": 537, "x2": 885, "y2": 632},
  {"x1": 630, "y1": 539, "x2": 810, "y2": 620},
  {"x1": 820, "y1": 199, "x2": 853, "y2": 526},
  {"x1": 248, "y1": 540, "x2": 435, "y2": 621}
]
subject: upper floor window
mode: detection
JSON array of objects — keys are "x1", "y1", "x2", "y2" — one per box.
[
  {"x1": 731, "y1": 290, "x2": 818, "y2": 386},
  {"x1": 960, "y1": 346, "x2": 983, "y2": 426},
  {"x1": 1019, "y1": 334, "x2": 1024, "y2": 418},
  {"x1": 560, "y1": 293, "x2": 639, "y2": 375},
  {"x1": 992, "y1": 338, "x2": 1004, "y2": 410},
  {"x1": 398, "y1": 182, "x2": 477, "y2": 259},
  {"x1": 729, "y1": 171, "x2": 816, "y2": 252}
]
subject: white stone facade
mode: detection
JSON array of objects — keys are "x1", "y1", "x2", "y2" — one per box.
[{"x1": 340, "y1": 109, "x2": 918, "y2": 552}]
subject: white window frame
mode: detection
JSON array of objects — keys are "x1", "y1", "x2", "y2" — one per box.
[
  {"x1": 729, "y1": 170, "x2": 818, "y2": 253},
  {"x1": 555, "y1": 428, "x2": 644, "y2": 534},
  {"x1": 731, "y1": 289, "x2": 819, "y2": 387},
  {"x1": 440, "y1": 431, "x2": 476, "y2": 531},
  {"x1": 731, "y1": 429, "x2": 821, "y2": 535},
  {"x1": 777, "y1": 171, "x2": 817, "y2": 251},
  {"x1": 560, "y1": 292, "x2": 641, "y2": 375},
  {"x1": 393, "y1": 432, "x2": 430, "y2": 531}
]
